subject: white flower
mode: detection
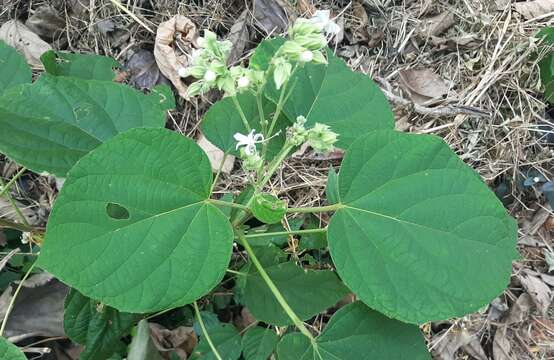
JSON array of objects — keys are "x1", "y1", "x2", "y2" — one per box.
[
  {"x1": 237, "y1": 76, "x2": 250, "y2": 89},
  {"x1": 177, "y1": 67, "x2": 188, "y2": 78},
  {"x1": 204, "y1": 69, "x2": 217, "y2": 82},
  {"x1": 310, "y1": 10, "x2": 341, "y2": 36},
  {"x1": 300, "y1": 50, "x2": 314, "y2": 62},
  {"x1": 234, "y1": 130, "x2": 264, "y2": 155}
]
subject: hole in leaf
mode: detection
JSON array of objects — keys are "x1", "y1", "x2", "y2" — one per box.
[{"x1": 106, "y1": 203, "x2": 130, "y2": 220}]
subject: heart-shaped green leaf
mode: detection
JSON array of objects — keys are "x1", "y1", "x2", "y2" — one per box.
[
  {"x1": 242, "y1": 327, "x2": 278, "y2": 360},
  {"x1": 191, "y1": 324, "x2": 242, "y2": 360},
  {"x1": 0, "y1": 40, "x2": 31, "y2": 94},
  {"x1": 250, "y1": 38, "x2": 394, "y2": 148},
  {"x1": 242, "y1": 261, "x2": 349, "y2": 326},
  {"x1": 64, "y1": 289, "x2": 140, "y2": 360},
  {"x1": 38, "y1": 128, "x2": 234, "y2": 313},
  {"x1": 0, "y1": 336, "x2": 26, "y2": 360},
  {"x1": 276, "y1": 301, "x2": 430, "y2": 360},
  {"x1": 328, "y1": 130, "x2": 517, "y2": 324},
  {"x1": 201, "y1": 92, "x2": 288, "y2": 159},
  {"x1": 0, "y1": 74, "x2": 171, "y2": 176},
  {"x1": 41, "y1": 50, "x2": 120, "y2": 81}
]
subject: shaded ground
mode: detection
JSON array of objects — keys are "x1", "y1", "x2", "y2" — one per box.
[{"x1": 0, "y1": 0, "x2": 553, "y2": 359}]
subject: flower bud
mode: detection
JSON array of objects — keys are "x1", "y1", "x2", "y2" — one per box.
[
  {"x1": 291, "y1": 18, "x2": 322, "y2": 37},
  {"x1": 237, "y1": 76, "x2": 250, "y2": 89},
  {"x1": 307, "y1": 123, "x2": 338, "y2": 154},
  {"x1": 240, "y1": 148, "x2": 263, "y2": 171},
  {"x1": 311, "y1": 51, "x2": 328, "y2": 64},
  {"x1": 273, "y1": 57, "x2": 292, "y2": 90},
  {"x1": 280, "y1": 40, "x2": 305, "y2": 58},
  {"x1": 288, "y1": 116, "x2": 308, "y2": 146},
  {"x1": 295, "y1": 34, "x2": 327, "y2": 51},
  {"x1": 187, "y1": 82, "x2": 203, "y2": 97}
]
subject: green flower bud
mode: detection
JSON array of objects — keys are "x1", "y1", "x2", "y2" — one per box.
[
  {"x1": 288, "y1": 115, "x2": 308, "y2": 146},
  {"x1": 311, "y1": 50, "x2": 328, "y2": 64},
  {"x1": 294, "y1": 34, "x2": 327, "y2": 51},
  {"x1": 184, "y1": 65, "x2": 206, "y2": 79},
  {"x1": 273, "y1": 57, "x2": 292, "y2": 90},
  {"x1": 187, "y1": 81, "x2": 203, "y2": 97},
  {"x1": 240, "y1": 148, "x2": 263, "y2": 171},
  {"x1": 290, "y1": 18, "x2": 322, "y2": 38},
  {"x1": 217, "y1": 76, "x2": 235, "y2": 95},
  {"x1": 307, "y1": 123, "x2": 338, "y2": 154},
  {"x1": 280, "y1": 40, "x2": 306, "y2": 58}
]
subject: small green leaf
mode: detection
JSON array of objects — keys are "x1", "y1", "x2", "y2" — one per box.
[
  {"x1": 0, "y1": 336, "x2": 26, "y2": 360},
  {"x1": 41, "y1": 50, "x2": 120, "y2": 81},
  {"x1": 64, "y1": 289, "x2": 140, "y2": 360},
  {"x1": 201, "y1": 92, "x2": 288, "y2": 159},
  {"x1": 0, "y1": 74, "x2": 170, "y2": 176},
  {"x1": 243, "y1": 261, "x2": 349, "y2": 326},
  {"x1": 0, "y1": 40, "x2": 31, "y2": 94},
  {"x1": 538, "y1": 27, "x2": 554, "y2": 103},
  {"x1": 242, "y1": 327, "x2": 278, "y2": 360},
  {"x1": 325, "y1": 166, "x2": 340, "y2": 205},
  {"x1": 298, "y1": 215, "x2": 327, "y2": 250},
  {"x1": 191, "y1": 324, "x2": 242, "y2": 360},
  {"x1": 251, "y1": 38, "x2": 394, "y2": 147},
  {"x1": 250, "y1": 193, "x2": 287, "y2": 224},
  {"x1": 38, "y1": 128, "x2": 234, "y2": 313},
  {"x1": 328, "y1": 130, "x2": 517, "y2": 323},
  {"x1": 276, "y1": 302, "x2": 430, "y2": 360}
]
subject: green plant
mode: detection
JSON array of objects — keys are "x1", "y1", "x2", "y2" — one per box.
[
  {"x1": 538, "y1": 27, "x2": 554, "y2": 104},
  {"x1": 0, "y1": 15, "x2": 516, "y2": 360}
]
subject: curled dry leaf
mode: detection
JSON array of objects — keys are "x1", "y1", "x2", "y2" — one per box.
[
  {"x1": 254, "y1": 0, "x2": 289, "y2": 34},
  {"x1": 227, "y1": 10, "x2": 250, "y2": 65},
  {"x1": 504, "y1": 293, "x2": 533, "y2": 325},
  {"x1": 433, "y1": 327, "x2": 485, "y2": 360},
  {"x1": 398, "y1": 68, "x2": 453, "y2": 105},
  {"x1": 197, "y1": 134, "x2": 235, "y2": 174},
  {"x1": 517, "y1": 271, "x2": 552, "y2": 317},
  {"x1": 492, "y1": 327, "x2": 512, "y2": 360},
  {"x1": 418, "y1": 12, "x2": 456, "y2": 38},
  {"x1": 0, "y1": 20, "x2": 52, "y2": 69},
  {"x1": 513, "y1": 0, "x2": 554, "y2": 19},
  {"x1": 25, "y1": 5, "x2": 65, "y2": 41},
  {"x1": 149, "y1": 323, "x2": 197, "y2": 359},
  {"x1": 154, "y1": 15, "x2": 198, "y2": 100}
]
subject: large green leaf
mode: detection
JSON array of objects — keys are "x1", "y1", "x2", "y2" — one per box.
[
  {"x1": 41, "y1": 50, "x2": 120, "y2": 81},
  {"x1": 243, "y1": 261, "x2": 349, "y2": 326},
  {"x1": 0, "y1": 74, "x2": 171, "y2": 176},
  {"x1": 328, "y1": 130, "x2": 517, "y2": 324},
  {"x1": 251, "y1": 38, "x2": 394, "y2": 148},
  {"x1": 191, "y1": 324, "x2": 242, "y2": 360},
  {"x1": 0, "y1": 41, "x2": 31, "y2": 94},
  {"x1": 201, "y1": 92, "x2": 288, "y2": 159},
  {"x1": 0, "y1": 336, "x2": 26, "y2": 360},
  {"x1": 64, "y1": 289, "x2": 140, "y2": 360},
  {"x1": 38, "y1": 128, "x2": 234, "y2": 312},
  {"x1": 276, "y1": 301, "x2": 430, "y2": 360},
  {"x1": 242, "y1": 327, "x2": 278, "y2": 360}
]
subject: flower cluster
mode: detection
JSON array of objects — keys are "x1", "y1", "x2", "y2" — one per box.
[
  {"x1": 180, "y1": 30, "x2": 263, "y2": 96},
  {"x1": 234, "y1": 130, "x2": 264, "y2": 171},
  {"x1": 287, "y1": 115, "x2": 338, "y2": 154}
]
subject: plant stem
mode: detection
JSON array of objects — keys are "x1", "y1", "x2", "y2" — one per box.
[
  {"x1": 0, "y1": 167, "x2": 26, "y2": 198},
  {"x1": 256, "y1": 92, "x2": 267, "y2": 135},
  {"x1": 236, "y1": 232, "x2": 315, "y2": 342},
  {"x1": 0, "y1": 261, "x2": 36, "y2": 336},
  {"x1": 286, "y1": 204, "x2": 344, "y2": 213},
  {"x1": 243, "y1": 227, "x2": 327, "y2": 239},
  {"x1": 193, "y1": 301, "x2": 223, "y2": 360},
  {"x1": 208, "y1": 199, "x2": 250, "y2": 211},
  {"x1": 231, "y1": 95, "x2": 251, "y2": 132},
  {"x1": 209, "y1": 153, "x2": 229, "y2": 195}
]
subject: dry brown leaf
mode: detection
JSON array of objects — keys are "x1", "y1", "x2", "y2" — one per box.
[
  {"x1": 352, "y1": 1, "x2": 370, "y2": 44},
  {"x1": 254, "y1": 0, "x2": 289, "y2": 34},
  {"x1": 0, "y1": 20, "x2": 52, "y2": 69},
  {"x1": 418, "y1": 12, "x2": 456, "y2": 38},
  {"x1": 492, "y1": 327, "x2": 513, "y2": 360},
  {"x1": 227, "y1": 10, "x2": 250, "y2": 65},
  {"x1": 505, "y1": 293, "x2": 533, "y2": 325},
  {"x1": 540, "y1": 273, "x2": 554, "y2": 287},
  {"x1": 234, "y1": 307, "x2": 257, "y2": 331},
  {"x1": 149, "y1": 323, "x2": 197, "y2": 359},
  {"x1": 126, "y1": 50, "x2": 167, "y2": 90},
  {"x1": 197, "y1": 134, "x2": 235, "y2": 174},
  {"x1": 25, "y1": 5, "x2": 65, "y2": 41},
  {"x1": 398, "y1": 68, "x2": 452, "y2": 105},
  {"x1": 0, "y1": 197, "x2": 39, "y2": 226},
  {"x1": 513, "y1": 0, "x2": 554, "y2": 19},
  {"x1": 518, "y1": 271, "x2": 552, "y2": 317},
  {"x1": 433, "y1": 327, "x2": 483, "y2": 360},
  {"x1": 154, "y1": 15, "x2": 198, "y2": 100}
]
